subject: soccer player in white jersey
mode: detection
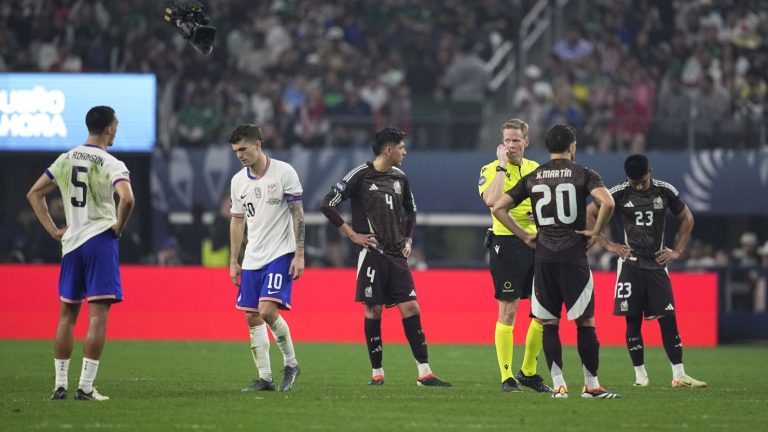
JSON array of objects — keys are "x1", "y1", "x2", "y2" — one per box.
[
  {"x1": 228, "y1": 124, "x2": 305, "y2": 392},
  {"x1": 26, "y1": 106, "x2": 135, "y2": 401}
]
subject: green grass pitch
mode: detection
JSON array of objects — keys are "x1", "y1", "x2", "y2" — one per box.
[{"x1": 1, "y1": 341, "x2": 766, "y2": 431}]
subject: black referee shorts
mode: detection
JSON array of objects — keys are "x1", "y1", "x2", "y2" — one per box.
[{"x1": 489, "y1": 235, "x2": 534, "y2": 301}]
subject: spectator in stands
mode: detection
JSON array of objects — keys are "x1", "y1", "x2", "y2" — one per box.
[
  {"x1": 652, "y1": 74, "x2": 692, "y2": 149},
  {"x1": 732, "y1": 232, "x2": 760, "y2": 267},
  {"x1": 692, "y1": 75, "x2": 731, "y2": 148},
  {"x1": 443, "y1": 39, "x2": 490, "y2": 148},
  {"x1": 552, "y1": 23, "x2": 593, "y2": 78}
]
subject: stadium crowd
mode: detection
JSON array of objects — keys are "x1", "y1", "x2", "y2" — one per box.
[
  {"x1": 515, "y1": 0, "x2": 768, "y2": 151},
  {"x1": 2, "y1": 1, "x2": 766, "y2": 151}
]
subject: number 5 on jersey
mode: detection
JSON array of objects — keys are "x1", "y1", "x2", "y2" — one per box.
[{"x1": 71, "y1": 166, "x2": 88, "y2": 207}]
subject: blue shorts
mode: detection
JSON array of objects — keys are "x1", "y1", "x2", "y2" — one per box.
[
  {"x1": 237, "y1": 253, "x2": 295, "y2": 311},
  {"x1": 59, "y1": 229, "x2": 122, "y2": 304}
]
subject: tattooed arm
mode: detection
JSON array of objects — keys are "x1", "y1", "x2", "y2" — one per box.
[{"x1": 288, "y1": 199, "x2": 305, "y2": 279}]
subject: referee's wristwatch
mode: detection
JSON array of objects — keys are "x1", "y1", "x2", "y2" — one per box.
[{"x1": 495, "y1": 166, "x2": 507, "y2": 173}]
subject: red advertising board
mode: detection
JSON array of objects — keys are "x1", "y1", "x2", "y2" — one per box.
[{"x1": 0, "y1": 265, "x2": 718, "y2": 346}]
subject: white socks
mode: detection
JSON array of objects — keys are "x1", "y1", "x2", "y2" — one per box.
[
  {"x1": 551, "y1": 363, "x2": 566, "y2": 389},
  {"x1": 672, "y1": 363, "x2": 685, "y2": 380},
  {"x1": 55, "y1": 359, "x2": 69, "y2": 389},
  {"x1": 249, "y1": 324, "x2": 272, "y2": 381},
  {"x1": 634, "y1": 365, "x2": 648, "y2": 379},
  {"x1": 583, "y1": 365, "x2": 600, "y2": 389},
  {"x1": 417, "y1": 362, "x2": 432, "y2": 377},
  {"x1": 78, "y1": 358, "x2": 100, "y2": 393},
  {"x1": 269, "y1": 315, "x2": 297, "y2": 368},
  {"x1": 372, "y1": 367, "x2": 384, "y2": 377}
]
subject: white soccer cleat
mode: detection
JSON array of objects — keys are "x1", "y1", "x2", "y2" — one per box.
[
  {"x1": 75, "y1": 388, "x2": 110, "y2": 401},
  {"x1": 633, "y1": 376, "x2": 649, "y2": 387},
  {"x1": 671, "y1": 374, "x2": 707, "y2": 388}
]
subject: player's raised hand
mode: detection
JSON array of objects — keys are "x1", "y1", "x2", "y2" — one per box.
[
  {"x1": 606, "y1": 241, "x2": 633, "y2": 260},
  {"x1": 655, "y1": 247, "x2": 680, "y2": 266},
  {"x1": 230, "y1": 261, "x2": 242, "y2": 286},
  {"x1": 496, "y1": 143, "x2": 509, "y2": 166},
  {"x1": 289, "y1": 255, "x2": 305, "y2": 280},
  {"x1": 575, "y1": 229, "x2": 599, "y2": 249},
  {"x1": 402, "y1": 238, "x2": 413, "y2": 257},
  {"x1": 350, "y1": 232, "x2": 378, "y2": 250}
]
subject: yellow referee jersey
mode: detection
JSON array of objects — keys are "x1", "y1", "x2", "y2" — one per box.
[{"x1": 478, "y1": 158, "x2": 539, "y2": 236}]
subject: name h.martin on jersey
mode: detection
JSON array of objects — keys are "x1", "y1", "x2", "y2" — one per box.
[{"x1": 535, "y1": 168, "x2": 572, "y2": 179}]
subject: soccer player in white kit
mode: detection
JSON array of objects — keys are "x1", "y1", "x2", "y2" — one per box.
[
  {"x1": 26, "y1": 106, "x2": 135, "y2": 401},
  {"x1": 228, "y1": 124, "x2": 305, "y2": 392}
]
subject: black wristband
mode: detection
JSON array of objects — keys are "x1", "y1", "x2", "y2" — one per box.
[{"x1": 495, "y1": 166, "x2": 507, "y2": 172}]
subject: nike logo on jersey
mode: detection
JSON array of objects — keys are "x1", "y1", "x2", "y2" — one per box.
[
  {"x1": 665, "y1": 303, "x2": 675, "y2": 311},
  {"x1": 369, "y1": 183, "x2": 378, "y2": 191},
  {"x1": 240, "y1": 192, "x2": 248, "y2": 200},
  {"x1": 624, "y1": 201, "x2": 634, "y2": 208}
]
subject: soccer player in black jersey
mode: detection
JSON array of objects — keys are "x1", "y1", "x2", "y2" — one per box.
[
  {"x1": 587, "y1": 154, "x2": 707, "y2": 388},
  {"x1": 492, "y1": 124, "x2": 620, "y2": 399},
  {"x1": 320, "y1": 127, "x2": 451, "y2": 388}
]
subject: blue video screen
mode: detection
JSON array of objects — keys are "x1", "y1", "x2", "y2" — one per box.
[{"x1": 0, "y1": 73, "x2": 156, "y2": 152}]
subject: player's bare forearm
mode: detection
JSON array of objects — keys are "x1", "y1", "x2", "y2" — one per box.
[
  {"x1": 229, "y1": 216, "x2": 245, "y2": 264},
  {"x1": 589, "y1": 188, "x2": 615, "y2": 235},
  {"x1": 288, "y1": 200, "x2": 305, "y2": 257},
  {"x1": 26, "y1": 174, "x2": 62, "y2": 238},
  {"x1": 112, "y1": 181, "x2": 135, "y2": 236},
  {"x1": 673, "y1": 206, "x2": 694, "y2": 254}
]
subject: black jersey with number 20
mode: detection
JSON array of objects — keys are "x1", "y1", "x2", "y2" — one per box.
[{"x1": 506, "y1": 159, "x2": 604, "y2": 268}]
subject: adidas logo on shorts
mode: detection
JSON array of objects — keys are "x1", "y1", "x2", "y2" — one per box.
[
  {"x1": 409, "y1": 290, "x2": 416, "y2": 297},
  {"x1": 665, "y1": 303, "x2": 674, "y2": 311}
]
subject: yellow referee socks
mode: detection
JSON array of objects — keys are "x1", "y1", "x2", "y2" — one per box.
[
  {"x1": 495, "y1": 322, "x2": 514, "y2": 382},
  {"x1": 521, "y1": 320, "x2": 543, "y2": 377}
]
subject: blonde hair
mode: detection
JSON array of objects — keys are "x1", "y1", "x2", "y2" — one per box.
[{"x1": 502, "y1": 118, "x2": 529, "y2": 139}]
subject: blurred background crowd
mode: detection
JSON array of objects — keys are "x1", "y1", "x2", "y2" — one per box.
[{"x1": 1, "y1": 0, "x2": 768, "y2": 313}]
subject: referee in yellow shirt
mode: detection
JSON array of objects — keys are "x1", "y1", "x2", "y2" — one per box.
[{"x1": 478, "y1": 119, "x2": 552, "y2": 393}]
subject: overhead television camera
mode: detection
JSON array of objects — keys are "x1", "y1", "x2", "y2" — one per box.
[{"x1": 163, "y1": 1, "x2": 216, "y2": 55}]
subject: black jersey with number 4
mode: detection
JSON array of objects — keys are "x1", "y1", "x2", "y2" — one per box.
[
  {"x1": 608, "y1": 179, "x2": 686, "y2": 270},
  {"x1": 506, "y1": 158, "x2": 604, "y2": 267},
  {"x1": 320, "y1": 162, "x2": 416, "y2": 256}
]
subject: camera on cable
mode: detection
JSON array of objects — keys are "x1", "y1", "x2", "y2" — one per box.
[{"x1": 163, "y1": 1, "x2": 216, "y2": 55}]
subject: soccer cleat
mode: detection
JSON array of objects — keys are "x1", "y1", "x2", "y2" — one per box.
[
  {"x1": 368, "y1": 375, "x2": 384, "y2": 386},
  {"x1": 515, "y1": 370, "x2": 554, "y2": 393},
  {"x1": 241, "y1": 378, "x2": 275, "y2": 392},
  {"x1": 279, "y1": 364, "x2": 301, "y2": 391},
  {"x1": 581, "y1": 386, "x2": 620, "y2": 399},
  {"x1": 633, "y1": 376, "x2": 650, "y2": 387},
  {"x1": 74, "y1": 388, "x2": 109, "y2": 401},
  {"x1": 501, "y1": 377, "x2": 522, "y2": 393},
  {"x1": 51, "y1": 387, "x2": 67, "y2": 400},
  {"x1": 551, "y1": 385, "x2": 569, "y2": 398},
  {"x1": 671, "y1": 374, "x2": 707, "y2": 388},
  {"x1": 416, "y1": 374, "x2": 452, "y2": 387}
]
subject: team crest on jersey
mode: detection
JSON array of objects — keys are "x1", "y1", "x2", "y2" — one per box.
[
  {"x1": 254, "y1": 187, "x2": 262, "y2": 199},
  {"x1": 478, "y1": 176, "x2": 486, "y2": 186},
  {"x1": 620, "y1": 300, "x2": 628, "y2": 312},
  {"x1": 393, "y1": 180, "x2": 402, "y2": 194},
  {"x1": 267, "y1": 183, "x2": 277, "y2": 197},
  {"x1": 653, "y1": 197, "x2": 663, "y2": 209}
]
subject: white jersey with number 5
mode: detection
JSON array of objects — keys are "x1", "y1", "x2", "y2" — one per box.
[
  {"x1": 46, "y1": 144, "x2": 130, "y2": 256},
  {"x1": 230, "y1": 157, "x2": 303, "y2": 270}
]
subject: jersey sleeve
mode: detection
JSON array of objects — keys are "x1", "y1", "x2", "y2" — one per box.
[
  {"x1": 663, "y1": 182, "x2": 686, "y2": 215},
  {"x1": 585, "y1": 167, "x2": 605, "y2": 192},
  {"x1": 106, "y1": 158, "x2": 131, "y2": 188},
  {"x1": 320, "y1": 166, "x2": 362, "y2": 227},
  {"x1": 505, "y1": 174, "x2": 530, "y2": 205},
  {"x1": 45, "y1": 153, "x2": 68, "y2": 184},
  {"x1": 282, "y1": 163, "x2": 303, "y2": 201},
  {"x1": 477, "y1": 164, "x2": 496, "y2": 197},
  {"x1": 230, "y1": 176, "x2": 245, "y2": 218},
  {"x1": 402, "y1": 176, "x2": 417, "y2": 237}
]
